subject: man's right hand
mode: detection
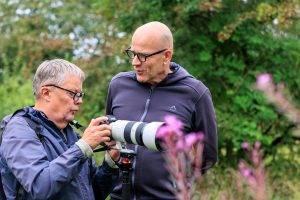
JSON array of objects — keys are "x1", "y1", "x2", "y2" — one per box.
[{"x1": 81, "y1": 116, "x2": 111, "y2": 149}]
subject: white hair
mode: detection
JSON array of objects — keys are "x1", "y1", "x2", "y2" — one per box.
[{"x1": 32, "y1": 59, "x2": 85, "y2": 98}]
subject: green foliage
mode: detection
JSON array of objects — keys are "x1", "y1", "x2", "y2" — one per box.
[
  {"x1": 0, "y1": 68, "x2": 34, "y2": 119},
  {"x1": 199, "y1": 163, "x2": 300, "y2": 200}
]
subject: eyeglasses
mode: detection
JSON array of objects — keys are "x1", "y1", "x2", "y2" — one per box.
[
  {"x1": 125, "y1": 48, "x2": 167, "y2": 63},
  {"x1": 43, "y1": 84, "x2": 85, "y2": 102}
]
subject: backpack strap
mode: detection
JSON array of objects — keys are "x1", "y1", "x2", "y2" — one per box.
[
  {"x1": 22, "y1": 117, "x2": 42, "y2": 140},
  {"x1": 0, "y1": 109, "x2": 24, "y2": 145},
  {"x1": 0, "y1": 108, "x2": 42, "y2": 200},
  {"x1": 0, "y1": 109, "x2": 42, "y2": 144}
]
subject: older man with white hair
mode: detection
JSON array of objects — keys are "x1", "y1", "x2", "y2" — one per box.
[{"x1": 0, "y1": 59, "x2": 119, "y2": 200}]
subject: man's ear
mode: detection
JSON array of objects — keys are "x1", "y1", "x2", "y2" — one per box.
[
  {"x1": 40, "y1": 87, "x2": 51, "y2": 101},
  {"x1": 164, "y1": 50, "x2": 172, "y2": 62}
]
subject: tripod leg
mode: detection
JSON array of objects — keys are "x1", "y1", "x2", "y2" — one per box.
[{"x1": 122, "y1": 171, "x2": 131, "y2": 200}]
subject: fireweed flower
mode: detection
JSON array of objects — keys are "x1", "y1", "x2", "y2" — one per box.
[
  {"x1": 185, "y1": 132, "x2": 204, "y2": 149},
  {"x1": 156, "y1": 125, "x2": 173, "y2": 138},
  {"x1": 254, "y1": 73, "x2": 300, "y2": 199},
  {"x1": 251, "y1": 150, "x2": 260, "y2": 166},
  {"x1": 176, "y1": 140, "x2": 185, "y2": 151},
  {"x1": 242, "y1": 168, "x2": 252, "y2": 177},
  {"x1": 238, "y1": 161, "x2": 246, "y2": 169},
  {"x1": 156, "y1": 115, "x2": 205, "y2": 200},
  {"x1": 185, "y1": 133, "x2": 198, "y2": 148},
  {"x1": 255, "y1": 73, "x2": 300, "y2": 124},
  {"x1": 254, "y1": 141, "x2": 261, "y2": 149},
  {"x1": 156, "y1": 115, "x2": 183, "y2": 139},
  {"x1": 238, "y1": 161, "x2": 253, "y2": 178},
  {"x1": 239, "y1": 141, "x2": 267, "y2": 200},
  {"x1": 241, "y1": 141, "x2": 249, "y2": 149},
  {"x1": 256, "y1": 73, "x2": 272, "y2": 91},
  {"x1": 164, "y1": 115, "x2": 183, "y2": 131}
]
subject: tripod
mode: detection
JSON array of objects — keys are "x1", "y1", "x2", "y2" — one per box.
[{"x1": 116, "y1": 148, "x2": 136, "y2": 200}]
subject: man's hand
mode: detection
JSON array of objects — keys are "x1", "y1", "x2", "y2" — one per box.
[
  {"x1": 81, "y1": 116, "x2": 111, "y2": 149},
  {"x1": 106, "y1": 141, "x2": 120, "y2": 161}
]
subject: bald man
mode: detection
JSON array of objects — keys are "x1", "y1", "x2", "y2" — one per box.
[{"x1": 106, "y1": 21, "x2": 218, "y2": 200}]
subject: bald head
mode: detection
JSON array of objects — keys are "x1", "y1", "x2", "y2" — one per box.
[
  {"x1": 132, "y1": 21, "x2": 173, "y2": 51},
  {"x1": 129, "y1": 22, "x2": 174, "y2": 85}
]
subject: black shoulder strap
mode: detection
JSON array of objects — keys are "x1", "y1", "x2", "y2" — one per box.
[{"x1": 22, "y1": 117, "x2": 42, "y2": 140}]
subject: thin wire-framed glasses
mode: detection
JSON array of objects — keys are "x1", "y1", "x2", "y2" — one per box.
[
  {"x1": 43, "y1": 84, "x2": 84, "y2": 102},
  {"x1": 125, "y1": 48, "x2": 167, "y2": 62}
]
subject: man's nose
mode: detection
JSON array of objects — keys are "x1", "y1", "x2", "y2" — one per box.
[{"x1": 75, "y1": 97, "x2": 83, "y2": 105}]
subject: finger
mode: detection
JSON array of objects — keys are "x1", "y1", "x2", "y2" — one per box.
[
  {"x1": 100, "y1": 136, "x2": 112, "y2": 143},
  {"x1": 93, "y1": 124, "x2": 111, "y2": 132},
  {"x1": 98, "y1": 130, "x2": 112, "y2": 137},
  {"x1": 105, "y1": 140, "x2": 116, "y2": 146},
  {"x1": 95, "y1": 116, "x2": 110, "y2": 125},
  {"x1": 88, "y1": 116, "x2": 109, "y2": 127},
  {"x1": 108, "y1": 149, "x2": 120, "y2": 161}
]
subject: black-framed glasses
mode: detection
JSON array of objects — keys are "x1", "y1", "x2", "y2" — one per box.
[
  {"x1": 125, "y1": 48, "x2": 167, "y2": 62},
  {"x1": 43, "y1": 84, "x2": 85, "y2": 102}
]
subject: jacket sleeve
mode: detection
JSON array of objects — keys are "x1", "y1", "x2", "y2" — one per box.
[
  {"x1": 193, "y1": 89, "x2": 218, "y2": 171},
  {"x1": 1, "y1": 117, "x2": 89, "y2": 199}
]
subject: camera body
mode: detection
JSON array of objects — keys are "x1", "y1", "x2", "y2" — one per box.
[{"x1": 103, "y1": 115, "x2": 164, "y2": 151}]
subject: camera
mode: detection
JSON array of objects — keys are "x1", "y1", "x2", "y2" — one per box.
[{"x1": 103, "y1": 115, "x2": 165, "y2": 151}]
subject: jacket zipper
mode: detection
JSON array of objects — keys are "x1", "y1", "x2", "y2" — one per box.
[{"x1": 132, "y1": 86, "x2": 155, "y2": 200}]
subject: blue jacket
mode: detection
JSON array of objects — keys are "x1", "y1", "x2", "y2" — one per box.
[
  {"x1": 0, "y1": 107, "x2": 118, "y2": 200},
  {"x1": 106, "y1": 62, "x2": 218, "y2": 200}
]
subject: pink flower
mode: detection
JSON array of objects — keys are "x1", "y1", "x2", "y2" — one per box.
[
  {"x1": 196, "y1": 132, "x2": 205, "y2": 141},
  {"x1": 176, "y1": 140, "x2": 184, "y2": 151},
  {"x1": 242, "y1": 168, "x2": 252, "y2": 177},
  {"x1": 238, "y1": 161, "x2": 246, "y2": 169},
  {"x1": 185, "y1": 133, "x2": 198, "y2": 148},
  {"x1": 254, "y1": 141, "x2": 261, "y2": 149},
  {"x1": 156, "y1": 125, "x2": 172, "y2": 139},
  {"x1": 242, "y1": 142, "x2": 249, "y2": 149},
  {"x1": 251, "y1": 151, "x2": 260, "y2": 166},
  {"x1": 164, "y1": 115, "x2": 183, "y2": 135},
  {"x1": 256, "y1": 73, "x2": 272, "y2": 90},
  {"x1": 185, "y1": 132, "x2": 204, "y2": 148}
]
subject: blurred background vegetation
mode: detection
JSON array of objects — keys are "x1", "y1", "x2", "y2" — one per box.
[{"x1": 0, "y1": 0, "x2": 299, "y2": 199}]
